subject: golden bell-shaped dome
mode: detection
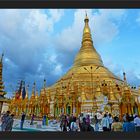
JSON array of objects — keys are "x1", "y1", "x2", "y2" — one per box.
[{"x1": 74, "y1": 13, "x2": 103, "y2": 67}]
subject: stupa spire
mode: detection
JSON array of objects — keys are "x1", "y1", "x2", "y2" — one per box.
[
  {"x1": 25, "y1": 85, "x2": 29, "y2": 99},
  {"x1": 123, "y1": 71, "x2": 127, "y2": 83},
  {"x1": 83, "y1": 11, "x2": 90, "y2": 35},
  {"x1": 74, "y1": 13, "x2": 103, "y2": 67},
  {"x1": 44, "y1": 79, "x2": 46, "y2": 88},
  {"x1": 35, "y1": 90, "x2": 39, "y2": 99},
  {"x1": 31, "y1": 82, "x2": 36, "y2": 97}
]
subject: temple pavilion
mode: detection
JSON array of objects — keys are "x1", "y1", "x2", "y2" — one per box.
[{"x1": 9, "y1": 14, "x2": 140, "y2": 119}]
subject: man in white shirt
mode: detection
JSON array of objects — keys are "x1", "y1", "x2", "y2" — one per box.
[
  {"x1": 134, "y1": 115, "x2": 140, "y2": 131},
  {"x1": 101, "y1": 114, "x2": 109, "y2": 131},
  {"x1": 134, "y1": 115, "x2": 140, "y2": 126},
  {"x1": 108, "y1": 114, "x2": 113, "y2": 131}
]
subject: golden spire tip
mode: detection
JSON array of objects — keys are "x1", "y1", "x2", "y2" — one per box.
[
  {"x1": 84, "y1": 11, "x2": 89, "y2": 23},
  {"x1": 85, "y1": 10, "x2": 87, "y2": 17}
]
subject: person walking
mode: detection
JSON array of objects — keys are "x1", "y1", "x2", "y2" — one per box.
[
  {"x1": 1, "y1": 111, "x2": 10, "y2": 131},
  {"x1": 111, "y1": 116, "x2": 122, "y2": 132},
  {"x1": 94, "y1": 115, "x2": 99, "y2": 132},
  {"x1": 108, "y1": 114, "x2": 113, "y2": 131},
  {"x1": 42, "y1": 115, "x2": 46, "y2": 126},
  {"x1": 60, "y1": 113, "x2": 65, "y2": 131},
  {"x1": 85, "y1": 114, "x2": 93, "y2": 131},
  {"x1": 69, "y1": 114, "x2": 74, "y2": 131},
  {"x1": 5, "y1": 114, "x2": 14, "y2": 131},
  {"x1": 20, "y1": 112, "x2": 26, "y2": 130},
  {"x1": 97, "y1": 112, "x2": 103, "y2": 125},
  {"x1": 30, "y1": 114, "x2": 35, "y2": 125},
  {"x1": 79, "y1": 113, "x2": 84, "y2": 131},
  {"x1": 101, "y1": 114, "x2": 110, "y2": 131},
  {"x1": 46, "y1": 115, "x2": 48, "y2": 126},
  {"x1": 66, "y1": 114, "x2": 70, "y2": 131},
  {"x1": 80, "y1": 117, "x2": 94, "y2": 132},
  {"x1": 62, "y1": 115, "x2": 68, "y2": 131},
  {"x1": 86, "y1": 114, "x2": 90, "y2": 126},
  {"x1": 80, "y1": 117, "x2": 87, "y2": 131},
  {"x1": 70, "y1": 117, "x2": 78, "y2": 132}
]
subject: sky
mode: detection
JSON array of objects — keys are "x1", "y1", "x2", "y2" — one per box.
[{"x1": 0, "y1": 9, "x2": 140, "y2": 98}]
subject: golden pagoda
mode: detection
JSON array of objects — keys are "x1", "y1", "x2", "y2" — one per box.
[
  {"x1": 43, "y1": 13, "x2": 140, "y2": 118},
  {"x1": 9, "y1": 13, "x2": 140, "y2": 119}
]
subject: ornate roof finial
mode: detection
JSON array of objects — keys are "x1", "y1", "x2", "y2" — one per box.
[
  {"x1": 25, "y1": 85, "x2": 29, "y2": 99},
  {"x1": 44, "y1": 79, "x2": 46, "y2": 88},
  {"x1": 83, "y1": 12, "x2": 91, "y2": 36},
  {"x1": 84, "y1": 11, "x2": 89, "y2": 23},
  {"x1": 35, "y1": 90, "x2": 39, "y2": 99},
  {"x1": 31, "y1": 82, "x2": 36, "y2": 96},
  {"x1": 123, "y1": 71, "x2": 127, "y2": 82},
  {"x1": 85, "y1": 10, "x2": 87, "y2": 17},
  {"x1": 33, "y1": 82, "x2": 36, "y2": 88}
]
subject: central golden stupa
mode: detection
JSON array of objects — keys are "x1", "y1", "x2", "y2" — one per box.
[
  {"x1": 9, "y1": 14, "x2": 140, "y2": 119},
  {"x1": 46, "y1": 13, "x2": 139, "y2": 118}
]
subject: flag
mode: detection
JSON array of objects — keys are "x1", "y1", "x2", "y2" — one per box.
[
  {"x1": 15, "y1": 90, "x2": 20, "y2": 99},
  {"x1": 22, "y1": 81, "x2": 26, "y2": 100},
  {"x1": 15, "y1": 80, "x2": 23, "y2": 99}
]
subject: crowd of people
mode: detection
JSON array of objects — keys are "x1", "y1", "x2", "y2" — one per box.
[
  {"x1": 0, "y1": 111, "x2": 49, "y2": 131},
  {"x1": 59, "y1": 112, "x2": 140, "y2": 132},
  {"x1": 0, "y1": 111, "x2": 14, "y2": 131},
  {"x1": 20, "y1": 112, "x2": 49, "y2": 129},
  {"x1": 59, "y1": 113, "x2": 97, "y2": 132},
  {"x1": 1, "y1": 110, "x2": 140, "y2": 132}
]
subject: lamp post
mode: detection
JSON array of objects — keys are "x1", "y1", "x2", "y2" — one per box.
[{"x1": 84, "y1": 66, "x2": 100, "y2": 114}]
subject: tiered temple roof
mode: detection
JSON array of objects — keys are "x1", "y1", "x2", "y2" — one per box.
[{"x1": 0, "y1": 53, "x2": 7, "y2": 101}]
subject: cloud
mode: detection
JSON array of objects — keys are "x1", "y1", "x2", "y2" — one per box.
[
  {"x1": 0, "y1": 9, "x2": 64, "y2": 96},
  {"x1": 55, "y1": 9, "x2": 126, "y2": 52},
  {"x1": 92, "y1": 9, "x2": 126, "y2": 45},
  {"x1": 104, "y1": 59, "x2": 123, "y2": 76},
  {"x1": 103, "y1": 58, "x2": 140, "y2": 87},
  {"x1": 125, "y1": 70, "x2": 140, "y2": 87},
  {"x1": 1, "y1": 9, "x2": 139, "y2": 99},
  {"x1": 52, "y1": 9, "x2": 126, "y2": 75},
  {"x1": 53, "y1": 64, "x2": 63, "y2": 76}
]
